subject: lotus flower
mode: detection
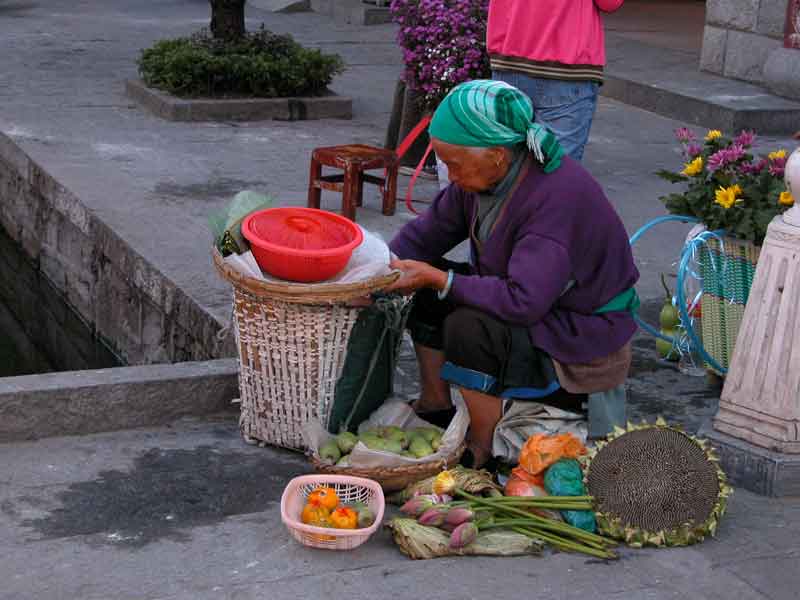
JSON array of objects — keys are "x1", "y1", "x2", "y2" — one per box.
[
  {"x1": 418, "y1": 506, "x2": 449, "y2": 527},
  {"x1": 433, "y1": 470, "x2": 456, "y2": 496},
  {"x1": 400, "y1": 495, "x2": 439, "y2": 517},
  {"x1": 449, "y1": 522, "x2": 479, "y2": 549},
  {"x1": 444, "y1": 507, "x2": 474, "y2": 527}
]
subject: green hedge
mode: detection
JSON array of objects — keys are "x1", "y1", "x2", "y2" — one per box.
[{"x1": 138, "y1": 27, "x2": 345, "y2": 98}]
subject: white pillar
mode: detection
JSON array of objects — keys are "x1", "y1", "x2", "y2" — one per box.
[{"x1": 714, "y1": 148, "x2": 800, "y2": 453}]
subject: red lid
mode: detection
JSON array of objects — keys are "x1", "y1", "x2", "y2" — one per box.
[{"x1": 242, "y1": 207, "x2": 362, "y2": 256}]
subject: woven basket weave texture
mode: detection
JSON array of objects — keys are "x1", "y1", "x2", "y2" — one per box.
[
  {"x1": 699, "y1": 236, "x2": 761, "y2": 375},
  {"x1": 213, "y1": 249, "x2": 399, "y2": 451}
]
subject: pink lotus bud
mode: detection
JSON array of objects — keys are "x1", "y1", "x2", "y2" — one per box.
[
  {"x1": 418, "y1": 506, "x2": 448, "y2": 527},
  {"x1": 449, "y1": 522, "x2": 479, "y2": 549},
  {"x1": 444, "y1": 507, "x2": 474, "y2": 527},
  {"x1": 399, "y1": 495, "x2": 437, "y2": 517}
]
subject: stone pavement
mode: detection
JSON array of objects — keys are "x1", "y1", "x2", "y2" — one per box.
[{"x1": 1, "y1": 416, "x2": 799, "y2": 600}]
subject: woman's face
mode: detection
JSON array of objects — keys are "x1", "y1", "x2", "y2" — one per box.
[{"x1": 431, "y1": 138, "x2": 510, "y2": 193}]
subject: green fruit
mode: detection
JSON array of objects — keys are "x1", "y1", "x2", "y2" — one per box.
[
  {"x1": 336, "y1": 432, "x2": 358, "y2": 454},
  {"x1": 409, "y1": 436, "x2": 434, "y2": 458},
  {"x1": 320, "y1": 440, "x2": 341, "y2": 463},
  {"x1": 363, "y1": 437, "x2": 387, "y2": 451},
  {"x1": 660, "y1": 303, "x2": 680, "y2": 330},
  {"x1": 659, "y1": 274, "x2": 680, "y2": 329},
  {"x1": 336, "y1": 455, "x2": 351, "y2": 468},
  {"x1": 359, "y1": 432, "x2": 381, "y2": 445},
  {"x1": 357, "y1": 507, "x2": 376, "y2": 528},
  {"x1": 384, "y1": 429, "x2": 408, "y2": 447},
  {"x1": 384, "y1": 440, "x2": 404, "y2": 454},
  {"x1": 657, "y1": 328, "x2": 680, "y2": 362},
  {"x1": 419, "y1": 427, "x2": 442, "y2": 443}
]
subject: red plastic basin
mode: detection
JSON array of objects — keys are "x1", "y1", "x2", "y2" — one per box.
[{"x1": 242, "y1": 207, "x2": 363, "y2": 283}]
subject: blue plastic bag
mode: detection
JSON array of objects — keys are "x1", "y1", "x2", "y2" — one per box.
[{"x1": 544, "y1": 459, "x2": 597, "y2": 533}]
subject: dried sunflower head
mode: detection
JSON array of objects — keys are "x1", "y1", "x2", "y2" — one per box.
[{"x1": 584, "y1": 418, "x2": 732, "y2": 548}]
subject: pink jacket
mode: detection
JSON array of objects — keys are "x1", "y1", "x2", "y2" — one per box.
[{"x1": 488, "y1": 0, "x2": 624, "y2": 83}]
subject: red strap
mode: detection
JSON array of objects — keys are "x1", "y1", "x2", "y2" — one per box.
[
  {"x1": 383, "y1": 115, "x2": 434, "y2": 216},
  {"x1": 395, "y1": 114, "x2": 432, "y2": 160},
  {"x1": 405, "y1": 141, "x2": 434, "y2": 215}
]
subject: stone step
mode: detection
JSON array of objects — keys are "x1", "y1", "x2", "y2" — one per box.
[
  {"x1": 603, "y1": 35, "x2": 800, "y2": 135},
  {"x1": 309, "y1": 0, "x2": 391, "y2": 26}
]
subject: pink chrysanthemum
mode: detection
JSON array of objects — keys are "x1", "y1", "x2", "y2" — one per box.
[{"x1": 707, "y1": 144, "x2": 746, "y2": 172}]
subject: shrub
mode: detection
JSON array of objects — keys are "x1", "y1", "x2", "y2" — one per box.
[
  {"x1": 390, "y1": 0, "x2": 490, "y2": 112},
  {"x1": 138, "y1": 27, "x2": 345, "y2": 98}
]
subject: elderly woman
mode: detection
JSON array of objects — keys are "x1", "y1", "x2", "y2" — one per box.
[{"x1": 387, "y1": 80, "x2": 639, "y2": 467}]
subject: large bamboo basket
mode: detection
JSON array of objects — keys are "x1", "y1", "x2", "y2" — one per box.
[
  {"x1": 213, "y1": 248, "x2": 400, "y2": 450},
  {"x1": 698, "y1": 236, "x2": 761, "y2": 376}
]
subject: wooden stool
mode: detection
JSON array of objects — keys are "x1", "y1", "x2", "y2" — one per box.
[{"x1": 307, "y1": 144, "x2": 399, "y2": 221}]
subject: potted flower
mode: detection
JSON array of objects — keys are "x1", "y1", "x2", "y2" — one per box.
[
  {"x1": 390, "y1": 0, "x2": 491, "y2": 184},
  {"x1": 657, "y1": 128, "x2": 794, "y2": 373}
]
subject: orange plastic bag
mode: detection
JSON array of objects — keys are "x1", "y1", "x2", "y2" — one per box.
[
  {"x1": 517, "y1": 433, "x2": 587, "y2": 476},
  {"x1": 504, "y1": 468, "x2": 563, "y2": 521},
  {"x1": 508, "y1": 466, "x2": 544, "y2": 492}
]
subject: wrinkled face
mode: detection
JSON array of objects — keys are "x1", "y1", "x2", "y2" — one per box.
[{"x1": 431, "y1": 138, "x2": 511, "y2": 193}]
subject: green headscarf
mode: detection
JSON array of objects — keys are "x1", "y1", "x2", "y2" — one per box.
[{"x1": 429, "y1": 79, "x2": 564, "y2": 173}]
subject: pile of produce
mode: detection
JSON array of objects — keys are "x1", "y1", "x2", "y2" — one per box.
[
  {"x1": 300, "y1": 486, "x2": 375, "y2": 530},
  {"x1": 319, "y1": 426, "x2": 444, "y2": 466},
  {"x1": 388, "y1": 468, "x2": 618, "y2": 560}
]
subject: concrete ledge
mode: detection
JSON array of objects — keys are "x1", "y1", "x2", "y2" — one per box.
[
  {"x1": 604, "y1": 35, "x2": 800, "y2": 134},
  {"x1": 0, "y1": 131, "x2": 236, "y2": 364},
  {"x1": 0, "y1": 359, "x2": 239, "y2": 443},
  {"x1": 703, "y1": 428, "x2": 800, "y2": 497},
  {"x1": 125, "y1": 80, "x2": 353, "y2": 122}
]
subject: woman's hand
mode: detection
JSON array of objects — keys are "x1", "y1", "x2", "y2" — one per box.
[{"x1": 386, "y1": 259, "x2": 448, "y2": 295}]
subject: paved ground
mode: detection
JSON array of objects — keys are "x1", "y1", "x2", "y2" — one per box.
[
  {"x1": 1, "y1": 416, "x2": 799, "y2": 600},
  {"x1": 1, "y1": 2, "x2": 799, "y2": 598}
]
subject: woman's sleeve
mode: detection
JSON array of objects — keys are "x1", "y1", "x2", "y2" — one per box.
[
  {"x1": 447, "y1": 231, "x2": 572, "y2": 326},
  {"x1": 594, "y1": 0, "x2": 624, "y2": 13},
  {"x1": 389, "y1": 187, "x2": 470, "y2": 262}
]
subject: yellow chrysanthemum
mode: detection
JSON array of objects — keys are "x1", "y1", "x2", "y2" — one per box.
[
  {"x1": 705, "y1": 130, "x2": 723, "y2": 142},
  {"x1": 779, "y1": 191, "x2": 794, "y2": 206},
  {"x1": 769, "y1": 149, "x2": 787, "y2": 161},
  {"x1": 715, "y1": 185, "x2": 741, "y2": 209},
  {"x1": 681, "y1": 156, "x2": 704, "y2": 177}
]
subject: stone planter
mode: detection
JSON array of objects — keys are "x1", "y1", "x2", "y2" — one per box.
[{"x1": 125, "y1": 79, "x2": 352, "y2": 122}]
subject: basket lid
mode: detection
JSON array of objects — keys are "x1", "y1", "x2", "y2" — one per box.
[{"x1": 245, "y1": 207, "x2": 360, "y2": 252}]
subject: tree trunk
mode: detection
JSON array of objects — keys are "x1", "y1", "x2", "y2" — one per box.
[{"x1": 209, "y1": 0, "x2": 246, "y2": 41}]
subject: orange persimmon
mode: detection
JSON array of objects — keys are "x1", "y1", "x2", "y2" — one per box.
[
  {"x1": 307, "y1": 486, "x2": 340, "y2": 511},
  {"x1": 329, "y1": 507, "x2": 358, "y2": 529}
]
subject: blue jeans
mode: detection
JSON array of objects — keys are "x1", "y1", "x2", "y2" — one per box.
[{"x1": 492, "y1": 71, "x2": 599, "y2": 161}]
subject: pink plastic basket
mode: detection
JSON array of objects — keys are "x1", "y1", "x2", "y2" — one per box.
[{"x1": 280, "y1": 475, "x2": 385, "y2": 550}]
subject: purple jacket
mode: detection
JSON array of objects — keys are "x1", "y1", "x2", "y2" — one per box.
[{"x1": 390, "y1": 157, "x2": 639, "y2": 364}]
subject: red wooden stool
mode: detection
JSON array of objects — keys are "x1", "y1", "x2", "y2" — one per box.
[{"x1": 307, "y1": 144, "x2": 399, "y2": 222}]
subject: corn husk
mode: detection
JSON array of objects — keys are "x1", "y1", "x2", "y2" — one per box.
[
  {"x1": 387, "y1": 518, "x2": 543, "y2": 560},
  {"x1": 388, "y1": 466, "x2": 501, "y2": 504}
]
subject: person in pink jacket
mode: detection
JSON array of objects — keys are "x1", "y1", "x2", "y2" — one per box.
[{"x1": 488, "y1": 0, "x2": 624, "y2": 160}]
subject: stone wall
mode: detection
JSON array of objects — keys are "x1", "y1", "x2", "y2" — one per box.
[
  {"x1": 701, "y1": 0, "x2": 788, "y2": 85},
  {"x1": 0, "y1": 133, "x2": 233, "y2": 366}
]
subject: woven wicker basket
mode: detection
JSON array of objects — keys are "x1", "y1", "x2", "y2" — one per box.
[
  {"x1": 698, "y1": 235, "x2": 761, "y2": 375},
  {"x1": 213, "y1": 248, "x2": 400, "y2": 451},
  {"x1": 310, "y1": 441, "x2": 466, "y2": 492}
]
